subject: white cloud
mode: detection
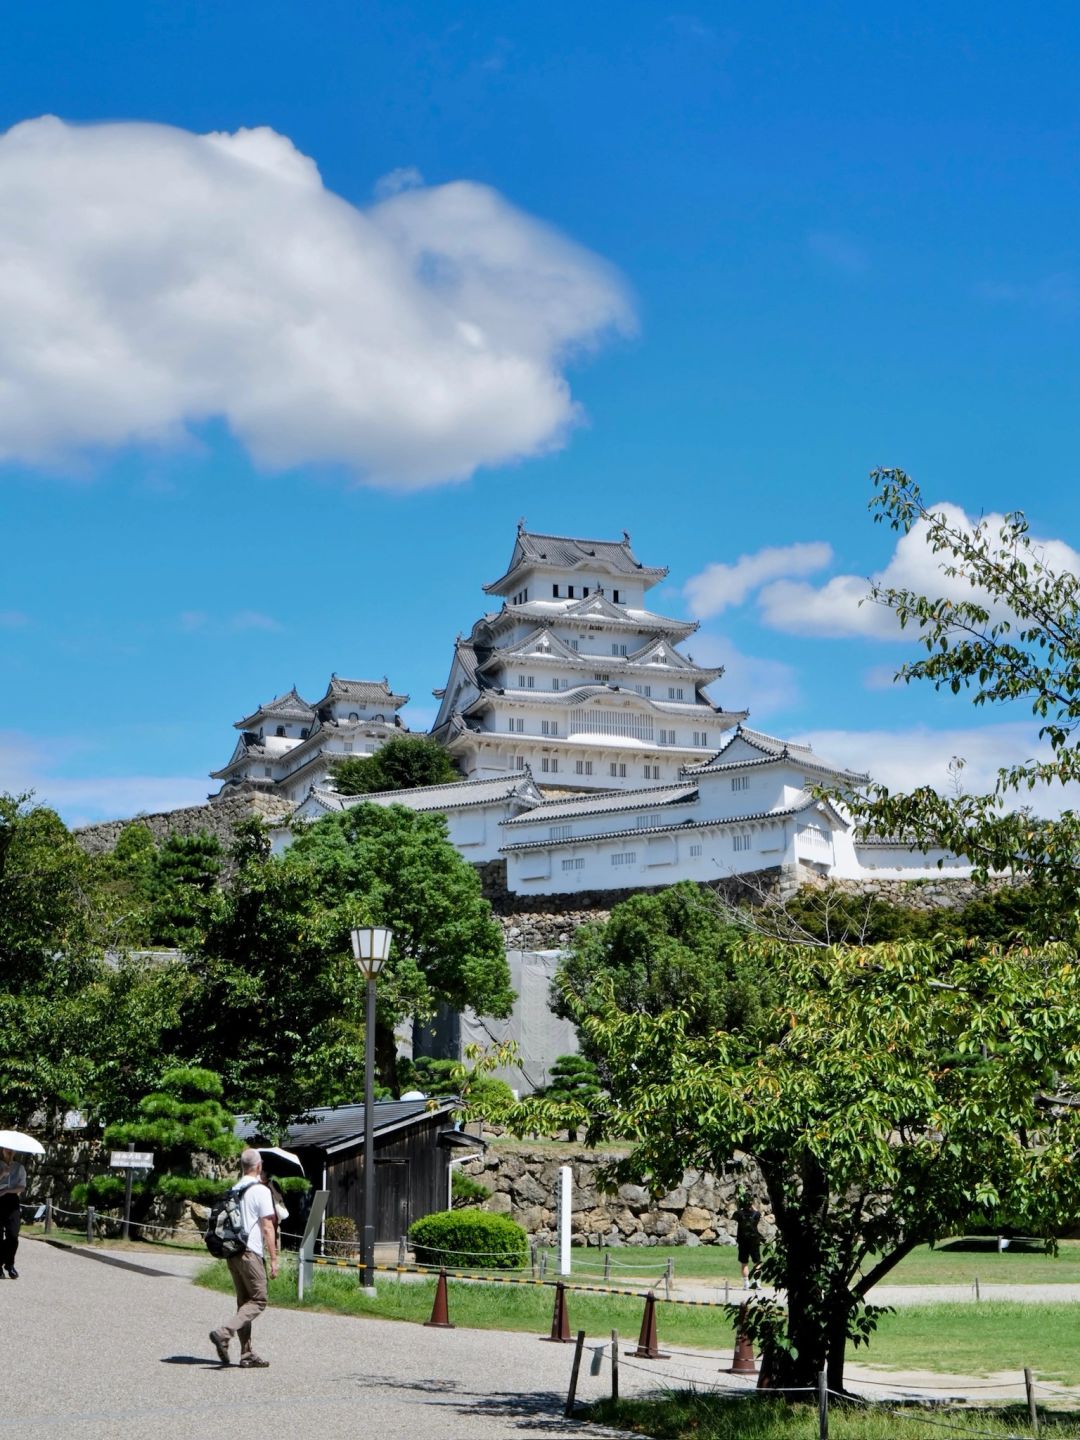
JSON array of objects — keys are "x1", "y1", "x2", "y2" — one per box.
[
  {"x1": 0, "y1": 730, "x2": 207, "y2": 826},
  {"x1": 757, "y1": 502, "x2": 1080, "y2": 640},
  {"x1": 797, "y1": 722, "x2": 1080, "y2": 817},
  {"x1": 690, "y1": 633, "x2": 801, "y2": 718},
  {"x1": 230, "y1": 610, "x2": 282, "y2": 632},
  {"x1": 0, "y1": 610, "x2": 28, "y2": 627},
  {"x1": 684, "y1": 541, "x2": 833, "y2": 618},
  {"x1": 0, "y1": 117, "x2": 633, "y2": 489}
]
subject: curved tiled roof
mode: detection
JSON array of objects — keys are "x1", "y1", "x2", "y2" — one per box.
[
  {"x1": 484, "y1": 527, "x2": 668, "y2": 595},
  {"x1": 234, "y1": 686, "x2": 315, "y2": 730},
  {"x1": 313, "y1": 675, "x2": 410, "y2": 710}
]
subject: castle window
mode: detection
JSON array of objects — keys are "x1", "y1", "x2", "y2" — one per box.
[
  {"x1": 643, "y1": 764, "x2": 659, "y2": 780},
  {"x1": 551, "y1": 825, "x2": 572, "y2": 841},
  {"x1": 611, "y1": 643, "x2": 627, "y2": 656},
  {"x1": 593, "y1": 672, "x2": 610, "y2": 682},
  {"x1": 611, "y1": 851, "x2": 636, "y2": 867},
  {"x1": 731, "y1": 775, "x2": 750, "y2": 792},
  {"x1": 514, "y1": 755, "x2": 525, "y2": 770},
  {"x1": 300, "y1": 728, "x2": 309, "y2": 739},
  {"x1": 562, "y1": 857, "x2": 585, "y2": 872},
  {"x1": 508, "y1": 718, "x2": 524, "y2": 733},
  {"x1": 659, "y1": 729, "x2": 676, "y2": 745},
  {"x1": 348, "y1": 711, "x2": 359, "y2": 721},
  {"x1": 263, "y1": 766, "x2": 272, "y2": 777},
  {"x1": 583, "y1": 588, "x2": 589, "y2": 597},
  {"x1": 276, "y1": 725, "x2": 285, "y2": 737},
  {"x1": 541, "y1": 720, "x2": 558, "y2": 736},
  {"x1": 643, "y1": 685, "x2": 651, "y2": 697},
  {"x1": 612, "y1": 589, "x2": 621, "y2": 603},
  {"x1": 610, "y1": 762, "x2": 627, "y2": 778},
  {"x1": 690, "y1": 843, "x2": 702, "y2": 858},
  {"x1": 732, "y1": 832, "x2": 752, "y2": 852},
  {"x1": 668, "y1": 687, "x2": 684, "y2": 701},
  {"x1": 528, "y1": 675, "x2": 535, "y2": 688},
  {"x1": 552, "y1": 584, "x2": 560, "y2": 598},
  {"x1": 570, "y1": 639, "x2": 579, "y2": 651},
  {"x1": 693, "y1": 731, "x2": 709, "y2": 747},
  {"x1": 541, "y1": 757, "x2": 559, "y2": 773}
]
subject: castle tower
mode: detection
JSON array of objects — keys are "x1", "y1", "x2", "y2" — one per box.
[{"x1": 431, "y1": 525, "x2": 746, "y2": 790}]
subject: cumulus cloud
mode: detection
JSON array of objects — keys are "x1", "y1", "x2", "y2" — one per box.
[
  {"x1": 691, "y1": 633, "x2": 801, "y2": 718},
  {"x1": 684, "y1": 541, "x2": 833, "y2": 618},
  {"x1": 757, "y1": 502, "x2": 1080, "y2": 640},
  {"x1": 797, "y1": 722, "x2": 1080, "y2": 818},
  {"x1": 0, "y1": 117, "x2": 633, "y2": 488},
  {"x1": 0, "y1": 730, "x2": 207, "y2": 826}
]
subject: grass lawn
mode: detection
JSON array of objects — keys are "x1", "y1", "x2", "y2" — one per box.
[
  {"x1": 24, "y1": 1224, "x2": 204, "y2": 1255},
  {"x1": 589, "y1": 1393, "x2": 1080, "y2": 1439},
  {"x1": 195, "y1": 1263, "x2": 1080, "y2": 1384},
  {"x1": 566, "y1": 1236, "x2": 1080, "y2": 1287}
]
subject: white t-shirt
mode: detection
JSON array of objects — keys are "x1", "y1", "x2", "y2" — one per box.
[{"x1": 234, "y1": 1178, "x2": 275, "y2": 1256}]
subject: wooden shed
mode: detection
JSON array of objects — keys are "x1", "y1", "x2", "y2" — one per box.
[{"x1": 241, "y1": 1099, "x2": 475, "y2": 1242}]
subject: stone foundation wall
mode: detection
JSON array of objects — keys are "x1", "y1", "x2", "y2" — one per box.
[
  {"x1": 462, "y1": 1147, "x2": 773, "y2": 1248},
  {"x1": 73, "y1": 792, "x2": 294, "y2": 858}
]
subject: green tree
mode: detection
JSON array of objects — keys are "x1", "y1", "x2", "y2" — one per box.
[
  {"x1": 77, "y1": 1066, "x2": 240, "y2": 1215},
  {"x1": 541, "y1": 1054, "x2": 600, "y2": 1141},
  {"x1": 331, "y1": 735, "x2": 459, "y2": 796},
  {"x1": 850, "y1": 468, "x2": 1080, "y2": 931},
  {"x1": 181, "y1": 806, "x2": 512, "y2": 1132},
  {"x1": 0, "y1": 795, "x2": 106, "y2": 1126},
  {"x1": 148, "y1": 831, "x2": 223, "y2": 949},
  {"x1": 558, "y1": 883, "x2": 778, "y2": 1048},
  {"x1": 512, "y1": 936, "x2": 1080, "y2": 1394}
]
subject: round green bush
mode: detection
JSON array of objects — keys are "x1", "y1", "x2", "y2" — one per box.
[{"x1": 409, "y1": 1208, "x2": 528, "y2": 1270}]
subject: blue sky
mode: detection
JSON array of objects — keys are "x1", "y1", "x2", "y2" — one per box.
[{"x1": 3, "y1": 2, "x2": 1080, "y2": 823}]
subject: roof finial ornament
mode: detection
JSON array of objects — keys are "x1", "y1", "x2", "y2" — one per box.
[
  {"x1": 622, "y1": 529, "x2": 631, "y2": 544},
  {"x1": 517, "y1": 516, "x2": 527, "y2": 534}
]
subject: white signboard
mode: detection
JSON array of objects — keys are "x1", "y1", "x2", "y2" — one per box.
[{"x1": 110, "y1": 1151, "x2": 154, "y2": 1169}]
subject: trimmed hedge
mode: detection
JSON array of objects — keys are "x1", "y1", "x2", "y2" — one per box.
[{"x1": 409, "y1": 1209, "x2": 528, "y2": 1270}]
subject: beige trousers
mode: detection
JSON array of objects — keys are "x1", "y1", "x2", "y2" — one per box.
[{"x1": 220, "y1": 1251, "x2": 268, "y2": 1354}]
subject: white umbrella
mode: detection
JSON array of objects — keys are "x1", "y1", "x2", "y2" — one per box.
[
  {"x1": 256, "y1": 1146, "x2": 304, "y2": 1177},
  {"x1": 0, "y1": 1130, "x2": 44, "y2": 1156}
]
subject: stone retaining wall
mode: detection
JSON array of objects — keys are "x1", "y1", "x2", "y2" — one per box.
[
  {"x1": 461, "y1": 1147, "x2": 774, "y2": 1248},
  {"x1": 73, "y1": 792, "x2": 294, "y2": 857}
]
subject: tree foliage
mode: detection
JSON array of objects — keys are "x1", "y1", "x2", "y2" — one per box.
[
  {"x1": 76, "y1": 1066, "x2": 240, "y2": 1213},
  {"x1": 331, "y1": 735, "x2": 459, "y2": 796},
  {"x1": 503, "y1": 936, "x2": 1080, "y2": 1392},
  {"x1": 558, "y1": 882, "x2": 779, "y2": 1049},
  {"x1": 852, "y1": 468, "x2": 1080, "y2": 931}
]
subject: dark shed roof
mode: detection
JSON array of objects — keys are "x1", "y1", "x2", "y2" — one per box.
[{"x1": 236, "y1": 1099, "x2": 460, "y2": 1157}]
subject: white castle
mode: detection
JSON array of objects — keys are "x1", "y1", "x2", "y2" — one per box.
[{"x1": 214, "y1": 524, "x2": 968, "y2": 894}]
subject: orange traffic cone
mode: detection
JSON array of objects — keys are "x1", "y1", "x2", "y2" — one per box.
[
  {"x1": 424, "y1": 1267, "x2": 454, "y2": 1328},
  {"x1": 627, "y1": 1291, "x2": 669, "y2": 1360},
  {"x1": 727, "y1": 1302, "x2": 757, "y2": 1374},
  {"x1": 540, "y1": 1280, "x2": 573, "y2": 1342}
]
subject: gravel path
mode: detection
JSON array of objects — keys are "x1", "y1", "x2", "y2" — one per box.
[
  {"x1": 7, "y1": 1240, "x2": 735, "y2": 1438},
  {"x1": 12, "y1": 1240, "x2": 1079, "y2": 1437}
]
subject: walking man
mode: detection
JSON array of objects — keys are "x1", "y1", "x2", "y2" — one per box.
[
  {"x1": 209, "y1": 1148, "x2": 278, "y2": 1368},
  {"x1": 0, "y1": 1147, "x2": 26, "y2": 1279},
  {"x1": 733, "y1": 1191, "x2": 762, "y2": 1289}
]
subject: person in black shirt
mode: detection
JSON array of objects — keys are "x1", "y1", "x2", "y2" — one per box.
[{"x1": 732, "y1": 1191, "x2": 761, "y2": 1288}]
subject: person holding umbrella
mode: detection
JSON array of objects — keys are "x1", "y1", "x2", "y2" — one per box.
[{"x1": 0, "y1": 1146, "x2": 27, "y2": 1279}]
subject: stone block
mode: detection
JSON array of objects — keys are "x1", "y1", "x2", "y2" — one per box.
[
  {"x1": 658, "y1": 1186, "x2": 687, "y2": 1211},
  {"x1": 485, "y1": 1191, "x2": 512, "y2": 1215},
  {"x1": 514, "y1": 1174, "x2": 548, "y2": 1205},
  {"x1": 680, "y1": 1206, "x2": 713, "y2": 1233},
  {"x1": 616, "y1": 1183, "x2": 649, "y2": 1206}
]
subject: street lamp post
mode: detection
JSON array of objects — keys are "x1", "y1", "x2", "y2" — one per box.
[{"x1": 351, "y1": 924, "x2": 393, "y2": 1293}]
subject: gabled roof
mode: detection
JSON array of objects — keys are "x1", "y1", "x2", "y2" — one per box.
[
  {"x1": 484, "y1": 526, "x2": 668, "y2": 596},
  {"x1": 234, "y1": 686, "x2": 315, "y2": 730},
  {"x1": 237, "y1": 1098, "x2": 459, "y2": 1156},
  {"x1": 479, "y1": 627, "x2": 582, "y2": 669},
  {"x1": 484, "y1": 601, "x2": 697, "y2": 639},
  {"x1": 682, "y1": 725, "x2": 869, "y2": 785},
  {"x1": 502, "y1": 780, "x2": 700, "y2": 825},
  {"x1": 625, "y1": 636, "x2": 722, "y2": 680},
  {"x1": 501, "y1": 790, "x2": 851, "y2": 853},
  {"x1": 298, "y1": 772, "x2": 544, "y2": 818},
  {"x1": 312, "y1": 675, "x2": 409, "y2": 711}
]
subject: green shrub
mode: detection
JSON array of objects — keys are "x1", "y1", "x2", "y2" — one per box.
[
  {"x1": 324, "y1": 1214, "x2": 358, "y2": 1252},
  {"x1": 409, "y1": 1208, "x2": 528, "y2": 1269},
  {"x1": 451, "y1": 1170, "x2": 489, "y2": 1209}
]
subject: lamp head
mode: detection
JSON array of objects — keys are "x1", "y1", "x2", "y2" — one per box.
[{"x1": 350, "y1": 925, "x2": 393, "y2": 979}]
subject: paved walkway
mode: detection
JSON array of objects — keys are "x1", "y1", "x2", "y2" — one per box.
[{"x1": 10, "y1": 1240, "x2": 1079, "y2": 1437}]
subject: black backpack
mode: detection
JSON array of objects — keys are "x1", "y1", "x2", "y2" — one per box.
[{"x1": 204, "y1": 1183, "x2": 252, "y2": 1258}]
